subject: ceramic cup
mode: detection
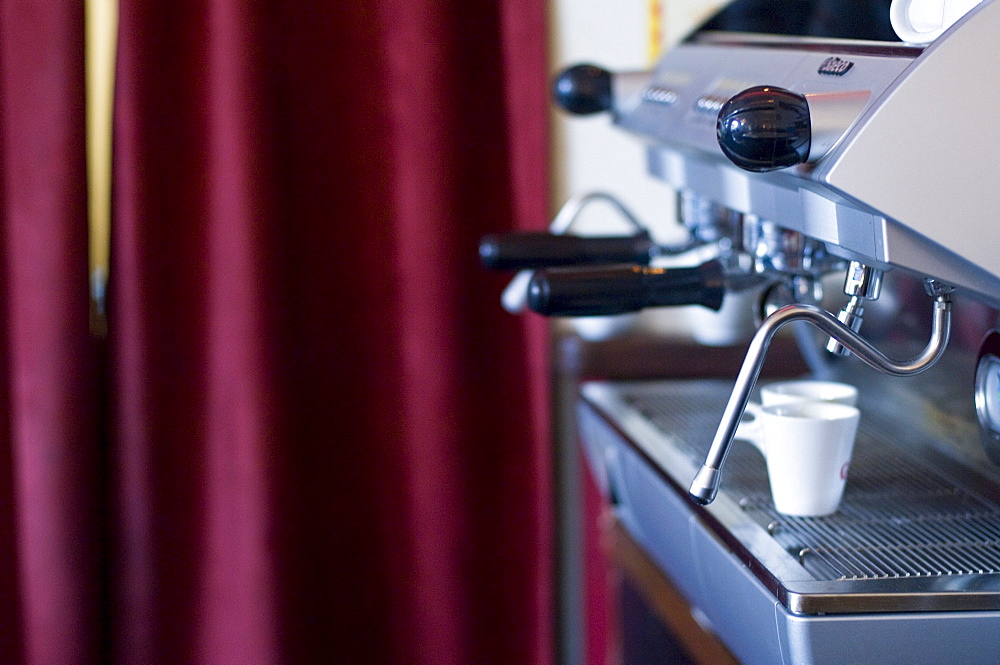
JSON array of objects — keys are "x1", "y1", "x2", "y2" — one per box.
[
  {"x1": 759, "y1": 379, "x2": 858, "y2": 408},
  {"x1": 736, "y1": 400, "x2": 860, "y2": 517},
  {"x1": 890, "y1": 0, "x2": 983, "y2": 44}
]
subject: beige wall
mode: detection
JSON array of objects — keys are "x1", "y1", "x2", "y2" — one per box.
[
  {"x1": 548, "y1": 1, "x2": 752, "y2": 341},
  {"x1": 86, "y1": 0, "x2": 118, "y2": 334},
  {"x1": 548, "y1": 0, "x2": 725, "y2": 242}
]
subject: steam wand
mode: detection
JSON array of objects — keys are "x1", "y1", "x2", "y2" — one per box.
[{"x1": 688, "y1": 285, "x2": 953, "y2": 506}]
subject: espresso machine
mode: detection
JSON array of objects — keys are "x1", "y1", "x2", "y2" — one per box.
[{"x1": 482, "y1": 0, "x2": 1000, "y2": 662}]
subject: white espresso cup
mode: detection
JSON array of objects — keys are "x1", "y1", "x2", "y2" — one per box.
[
  {"x1": 890, "y1": 0, "x2": 983, "y2": 43},
  {"x1": 760, "y1": 379, "x2": 858, "y2": 408},
  {"x1": 736, "y1": 400, "x2": 860, "y2": 517}
]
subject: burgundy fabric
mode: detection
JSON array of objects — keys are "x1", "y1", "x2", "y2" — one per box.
[
  {"x1": 0, "y1": 3, "x2": 104, "y2": 664},
  {"x1": 0, "y1": 1, "x2": 550, "y2": 664},
  {"x1": 584, "y1": 468, "x2": 616, "y2": 665},
  {"x1": 108, "y1": 2, "x2": 552, "y2": 665}
]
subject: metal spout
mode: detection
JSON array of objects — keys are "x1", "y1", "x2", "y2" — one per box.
[
  {"x1": 827, "y1": 262, "x2": 883, "y2": 356},
  {"x1": 689, "y1": 290, "x2": 952, "y2": 506}
]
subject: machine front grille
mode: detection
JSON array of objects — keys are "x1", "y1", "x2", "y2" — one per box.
[{"x1": 619, "y1": 381, "x2": 1000, "y2": 581}]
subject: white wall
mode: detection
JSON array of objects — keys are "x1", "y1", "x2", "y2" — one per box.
[
  {"x1": 548, "y1": 0, "x2": 726, "y2": 242},
  {"x1": 548, "y1": 1, "x2": 734, "y2": 340}
]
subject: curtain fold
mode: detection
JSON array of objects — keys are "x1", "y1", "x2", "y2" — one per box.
[
  {"x1": 0, "y1": 3, "x2": 104, "y2": 664},
  {"x1": 108, "y1": 2, "x2": 552, "y2": 664},
  {"x1": 0, "y1": 1, "x2": 550, "y2": 664}
]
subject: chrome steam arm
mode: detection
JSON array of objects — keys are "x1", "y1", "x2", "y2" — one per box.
[{"x1": 688, "y1": 288, "x2": 953, "y2": 506}]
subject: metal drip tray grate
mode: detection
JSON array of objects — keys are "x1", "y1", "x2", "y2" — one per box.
[{"x1": 617, "y1": 381, "x2": 1000, "y2": 583}]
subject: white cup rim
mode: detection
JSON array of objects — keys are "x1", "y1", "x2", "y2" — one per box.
[
  {"x1": 764, "y1": 401, "x2": 859, "y2": 421},
  {"x1": 762, "y1": 379, "x2": 856, "y2": 401}
]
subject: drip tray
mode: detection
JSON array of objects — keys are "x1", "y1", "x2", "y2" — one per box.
[{"x1": 581, "y1": 379, "x2": 1000, "y2": 614}]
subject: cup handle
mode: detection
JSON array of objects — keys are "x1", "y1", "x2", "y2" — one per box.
[
  {"x1": 945, "y1": 0, "x2": 982, "y2": 23},
  {"x1": 890, "y1": 0, "x2": 980, "y2": 43},
  {"x1": 890, "y1": 0, "x2": 929, "y2": 43},
  {"x1": 735, "y1": 402, "x2": 766, "y2": 456}
]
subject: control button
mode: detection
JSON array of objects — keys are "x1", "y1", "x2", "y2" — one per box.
[
  {"x1": 642, "y1": 85, "x2": 678, "y2": 106},
  {"x1": 695, "y1": 94, "x2": 727, "y2": 115}
]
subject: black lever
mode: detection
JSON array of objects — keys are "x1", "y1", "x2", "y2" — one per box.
[
  {"x1": 552, "y1": 64, "x2": 613, "y2": 115},
  {"x1": 479, "y1": 231, "x2": 656, "y2": 271},
  {"x1": 527, "y1": 260, "x2": 725, "y2": 316}
]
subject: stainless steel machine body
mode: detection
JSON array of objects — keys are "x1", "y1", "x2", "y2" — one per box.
[
  {"x1": 579, "y1": 369, "x2": 1000, "y2": 664},
  {"x1": 617, "y1": 3, "x2": 1000, "y2": 303},
  {"x1": 561, "y1": 1, "x2": 1000, "y2": 662}
]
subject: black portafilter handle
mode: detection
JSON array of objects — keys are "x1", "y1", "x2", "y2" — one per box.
[
  {"x1": 479, "y1": 231, "x2": 656, "y2": 271},
  {"x1": 527, "y1": 260, "x2": 726, "y2": 317},
  {"x1": 552, "y1": 63, "x2": 613, "y2": 115}
]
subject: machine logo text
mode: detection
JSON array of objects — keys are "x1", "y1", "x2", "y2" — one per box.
[{"x1": 818, "y1": 57, "x2": 854, "y2": 76}]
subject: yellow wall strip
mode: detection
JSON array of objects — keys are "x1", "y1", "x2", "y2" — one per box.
[
  {"x1": 85, "y1": 0, "x2": 117, "y2": 336},
  {"x1": 648, "y1": 0, "x2": 664, "y2": 64}
]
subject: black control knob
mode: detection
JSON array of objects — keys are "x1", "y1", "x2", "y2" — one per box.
[
  {"x1": 717, "y1": 86, "x2": 810, "y2": 172},
  {"x1": 552, "y1": 64, "x2": 613, "y2": 115}
]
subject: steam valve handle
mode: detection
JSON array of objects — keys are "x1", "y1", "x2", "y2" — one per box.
[
  {"x1": 552, "y1": 64, "x2": 613, "y2": 115},
  {"x1": 717, "y1": 86, "x2": 810, "y2": 172},
  {"x1": 479, "y1": 231, "x2": 656, "y2": 271},
  {"x1": 527, "y1": 260, "x2": 725, "y2": 316}
]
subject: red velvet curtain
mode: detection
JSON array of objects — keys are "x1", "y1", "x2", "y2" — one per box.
[
  {"x1": 0, "y1": 1, "x2": 552, "y2": 663},
  {"x1": 0, "y1": 3, "x2": 104, "y2": 664}
]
